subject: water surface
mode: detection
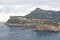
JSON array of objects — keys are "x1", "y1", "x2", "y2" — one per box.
[{"x1": 0, "y1": 22, "x2": 60, "y2": 40}]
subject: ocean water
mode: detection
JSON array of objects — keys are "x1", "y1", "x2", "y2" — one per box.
[{"x1": 0, "y1": 22, "x2": 60, "y2": 40}]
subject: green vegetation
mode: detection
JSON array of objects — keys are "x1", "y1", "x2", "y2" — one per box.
[
  {"x1": 25, "y1": 8, "x2": 60, "y2": 20},
  {"x1": 41, "y1": 21, "x2": 59, "y2": 27},
  {"x1": 7, "y1": 19, "x2": 20, "y2": 24}
]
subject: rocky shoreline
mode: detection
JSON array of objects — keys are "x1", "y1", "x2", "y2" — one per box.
[
  {"x1": 5, "y1": 23, "x2": 60, "y2": 32},
  {"x1": 5, "y1": 23, "x2": 36, "y2": 27},
  {"x1": 6, "y1": 16, "x2": 60, "y2": 32}
]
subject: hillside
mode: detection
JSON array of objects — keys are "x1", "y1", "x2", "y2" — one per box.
[
  {"x1": 25, "y1": 8, "x2": 60, "y2": 20},
  {"x1": 7, "y1": 8, "x2": 60, "y2": 24}
]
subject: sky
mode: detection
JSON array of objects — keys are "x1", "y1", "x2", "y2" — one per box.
[{"x1": 0, "y1": 0, "x2": 60, "y2": 22}]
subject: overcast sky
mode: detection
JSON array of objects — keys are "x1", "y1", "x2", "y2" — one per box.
[{"x1": 0, "y1": 0, "x2": 60, "y2": 22}]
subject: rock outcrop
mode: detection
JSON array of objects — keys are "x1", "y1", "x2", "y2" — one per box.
[{"x1": 6, "y1": 8, "x2": 60, "y2": 32}]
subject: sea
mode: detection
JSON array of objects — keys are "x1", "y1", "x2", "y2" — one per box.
[{"x1": 0, "y1": 22, "x2": 60, "y2": 40}]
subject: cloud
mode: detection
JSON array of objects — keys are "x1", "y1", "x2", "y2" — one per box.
[
  {"x1": 0, "y1": 0, "x2": 60, "y2": 10},
  {"x1": 0, "y1": 0, "x2": 60, "y2": 22},
  {"x1": 0, "y1": 0, "x2": 60, "y2": 6}
]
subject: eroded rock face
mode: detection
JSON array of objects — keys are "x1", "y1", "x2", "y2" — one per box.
[
  {"x1": 36, "y1": 24, "x2": 60, "y2": 31},
  {"x1": 6, "y1": 16, "x2": 60, "y2": 31},
  {"x1": 6, "y1": 16, "x2": 41, "y2": 27}
]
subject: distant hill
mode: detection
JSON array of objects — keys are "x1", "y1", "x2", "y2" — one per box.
[{"x1": 25, "y1": 8, "x2": 60, "y2": 20}]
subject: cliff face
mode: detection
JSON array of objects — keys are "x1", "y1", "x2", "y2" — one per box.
[
  {"x1": 6, "y1": 16, "x2": 41, "y2": 27},
  {"x1": 7, "y1": 16, "x2": 28, "y2": 24}
]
